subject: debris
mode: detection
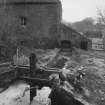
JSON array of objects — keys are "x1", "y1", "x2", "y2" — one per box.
[{"x1": 1, "y1": 49, "x2": 105, "y2": 105}]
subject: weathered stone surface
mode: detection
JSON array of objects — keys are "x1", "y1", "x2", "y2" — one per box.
[
  {"x1": 0, "y1": 0, "x2": 61, "y2": 48},
  {"x1": 0, "y1": 81, "x2": 30, "y2": 105}
]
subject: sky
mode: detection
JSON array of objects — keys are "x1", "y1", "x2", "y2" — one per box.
[{"x1": 61, "y1": 0, "x2": 105, "y2": 23}]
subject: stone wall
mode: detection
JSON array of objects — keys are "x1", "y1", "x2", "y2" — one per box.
[
  {"x1": 0, "y1": 0, "x2": 62, "y2": 49},
  {"x1": 60, "y1": 24, "x2": 92, "y2": 50}
]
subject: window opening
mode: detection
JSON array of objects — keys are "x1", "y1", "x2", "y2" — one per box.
[{"x1": 20, "y1": 16, "x2": 27, "y2": 27}]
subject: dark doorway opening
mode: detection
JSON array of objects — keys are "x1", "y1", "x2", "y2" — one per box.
[
  {"x1": 60, "y1": 40, "x2": 72, "y2": 49},
  {"x1": 80, "y1": 41, "x2": 88, "y2": 50}
]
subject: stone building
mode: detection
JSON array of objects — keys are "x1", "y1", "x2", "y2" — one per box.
[
  {"x1": 0, "y1": 0, "x2": 62, "y2": 49},
  {"x1": 60, "y1": 23, "x2": 92, "y2": 50}
]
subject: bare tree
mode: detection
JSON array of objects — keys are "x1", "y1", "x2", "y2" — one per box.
[{"x1": 97, "y1": 8, "x2": 105, "y2": 25}]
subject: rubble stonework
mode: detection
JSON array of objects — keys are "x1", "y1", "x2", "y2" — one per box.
[{"x1": 0, "y1": 0, "x2": 62, "y2": 48}]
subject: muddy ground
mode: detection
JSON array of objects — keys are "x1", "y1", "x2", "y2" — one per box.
[
  {"x1": 0, "y1": 48, "x2": 105, "y2": 105},
  {"x1": 36, "y1": 48, "x2": 105, "y2": 105}
]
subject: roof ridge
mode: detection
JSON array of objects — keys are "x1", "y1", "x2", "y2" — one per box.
[{"x1": 0, "y1": 0, "x2": 60, "y2": 3}]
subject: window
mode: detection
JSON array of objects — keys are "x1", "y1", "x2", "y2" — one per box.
[{"x1": 20, "y1": 16, "x2": 27, "y2": 27}]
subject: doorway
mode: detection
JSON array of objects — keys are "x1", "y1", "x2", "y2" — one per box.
[{"x1": 80, "y1": 40, "x2": 88, "y2": 50}]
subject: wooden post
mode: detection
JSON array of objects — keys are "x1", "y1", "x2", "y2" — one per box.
[
  {"x1": 30, "y1": 53, "x2": 37, "y2": 77},
  {"x1": 29, "y1": 53, "x2": 37, "y2": 101}
]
